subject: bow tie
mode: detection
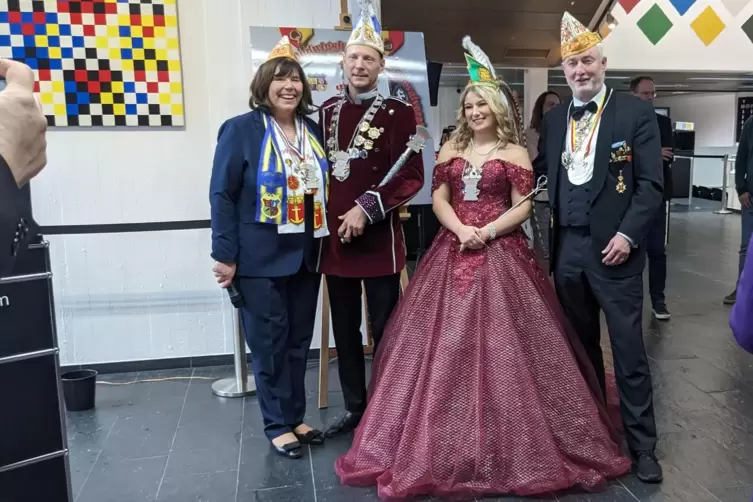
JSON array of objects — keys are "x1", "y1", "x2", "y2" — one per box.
[{"x1": 570, "y1": 101, "x2": 598, "y2": 120}]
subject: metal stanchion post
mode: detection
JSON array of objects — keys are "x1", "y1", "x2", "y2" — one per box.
[
  {"x1": 714, "y1": 154, "x2": 733, "y2": 215},
  {"x1": 212, "y1": 309, "x2": 256, "y2": 397}
]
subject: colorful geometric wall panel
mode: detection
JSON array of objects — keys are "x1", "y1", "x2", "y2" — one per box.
[
  {"x1": 668, "y1": 0, "x2": 696, "y2": 16},
  {"x1": 721, "y1": 0, "x2": 748, "y2": 17},
  {"x1": 691, "y1": 6, "x2": 726, "y2": 46},
  {"x1": 0, "y1": 0, "x2": 184, "y2": 127},
  {"x1": 618, "y1": 0, "x2": 642, "y2": 15},
  {"x1": 742, "y1": 12, "x2": 753, "y2": 43},
  {"x1": 637, "y1": 4, "x2": 674, "y2": 44}
]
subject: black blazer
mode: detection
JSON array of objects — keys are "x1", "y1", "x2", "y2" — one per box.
[
  {"x1": 534, "y1": 88, "x2": 664, "y2": 278},
  {"x1": 0, "y1": 159, "x2": 35, "y2": 278},
  {"x1": 656, "y1": 113, "x2": 673, "y2": 201}
]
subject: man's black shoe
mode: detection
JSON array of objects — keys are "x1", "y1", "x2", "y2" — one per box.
[
  {"x1": 324, "y1": 411, "x2": 362, "y2": 438},
  {"x1": 634, "y1": 450, "x2": 663, "y2": 483}
]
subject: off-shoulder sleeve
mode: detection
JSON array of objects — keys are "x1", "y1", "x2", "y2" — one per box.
[
  {"x1": 506, "y1": 162, "x2": 534, "y2": 196},
  {"x1": 431, "y1": 160, "x2": 452, "y2": 192}
]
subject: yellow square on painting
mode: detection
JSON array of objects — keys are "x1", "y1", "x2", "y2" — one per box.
[
  {"x1": 109, "y1": 48, "x2": 121, "y2": 60},
  {"x1": 100, "y1": 93, "x2": 114, "y2": 105},
  {"x1": 145, "y1": 60, "x2": 157, "y2": 71},
  {"x1": 165, "y1": 16, "x2": 177, "y2": 28},
  {"x1": 41, "y1": 93, "x2": 54, "y2": 105},
  {"x1": 113, "y1": 104, "x2": 126, "y2": 116},
  {"x1": 159, "y1": 93, "x2": 171, "y2": 105},
  {"x1": 144, "y1": 37, "x2": 156, "y2": 49},
  {"x1": 132, "y1": 48, "x2": 145, "y2": 60},
  {"x1": 96, "y1": 37, "x2": 109, "y2": 49},
  {"x1": 691, "y1": 6, "x2": 726, "y2": 46},
  {"x1": 49, "y1": 47, "x2": 62, "y2": 59},
  {"x1": 171, "y1": 104, "x2": 183, "y2": 116},
  {"x1": 120, "y1": 37, "x2": 132, "y2": 49},
  {"x1": 35, "y1": 35, "x2": 48, "y2": 47},
  {"x1": 54, "y1": 104, "x2": 66, "y2": 117},
  {"x1": 52, "y1": 81, "x2": 64, "y2": 93},
  {"x1": 167, "y1": 38, "x2": 179, "y2": 50},
  {"x1": 168, "y1": 59, "x2": 180, "y2": 71},
  {"x1": 141, "y1": 15, "x2": 154, "y2": 27},
  {"x1": 112, "y1": 81, "x2": 125, "y2": 93},
  {"x1": 118, "y1": 14, "x2": 130, "y2": 26},
  {"x1": 107, "y1": 25, "x2": 119, "y2": 38},
  {"x1": 154, "y1": 27, "x2": 166, "y2": 39},
  {"x1": 156, "y1": 49, "x2": 168, "y2": 61},
  {"x1": 46, "y1": 24, "x2": 59, "y2": 36},
  {"x1": 131, "y1": 26, "x2": 143, "y2": 38},
  {"x1": 122, "y1": 59, "x2": 134, "y2": 71},
  {"x1": 170, "y1": 82, "x2": 182, "y2": 94}
]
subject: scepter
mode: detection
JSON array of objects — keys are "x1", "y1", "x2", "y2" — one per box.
[{"x1": 378, "y1": 125, "x2": 432, "y2": 187}]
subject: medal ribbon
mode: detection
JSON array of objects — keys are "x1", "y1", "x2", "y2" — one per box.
[{"x1": 569, "y1": 89, "x2": 608, "y2": 157}]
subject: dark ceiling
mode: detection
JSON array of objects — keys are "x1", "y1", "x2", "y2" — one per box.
[{"x1": 382, "y1": 0, "x2": 615, "y2": 67}]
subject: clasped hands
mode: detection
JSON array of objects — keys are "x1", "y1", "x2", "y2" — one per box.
[{"x1": 456, "y1": 224, "x2": 491, "y2": 252}]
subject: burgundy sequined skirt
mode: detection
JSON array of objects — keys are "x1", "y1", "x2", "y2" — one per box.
[{"x1": 334, "y1": 230, "x2": 631, "y2": 501}]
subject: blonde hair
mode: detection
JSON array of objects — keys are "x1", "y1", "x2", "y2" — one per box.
[{"x1": 449, "y1": 84, "x2": 519, "y2": 153}]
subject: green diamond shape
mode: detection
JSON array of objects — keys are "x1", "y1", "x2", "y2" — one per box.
[
  {"x1": 742, "y1": 13, "x2": 753, "y2": 44},
  {"x1": 637, "y1": 4, "x2": 674, "y2": 44}
]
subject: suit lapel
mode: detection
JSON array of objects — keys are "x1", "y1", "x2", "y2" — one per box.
[
  {"x1": 592, "y1": 87, "x2": 617, "y2": 195},
  {"x1": 548, "y1": 102, "x2": 570, "y2": 207}
]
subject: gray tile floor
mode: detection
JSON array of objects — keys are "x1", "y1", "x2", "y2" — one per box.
[{"x1": 67, "y1": 208, "x2": 753, "y2": 501}]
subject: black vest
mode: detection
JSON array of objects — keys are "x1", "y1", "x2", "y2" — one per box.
[{"x1": 557, "y1": 164, "x2": 592, "y2": 227}]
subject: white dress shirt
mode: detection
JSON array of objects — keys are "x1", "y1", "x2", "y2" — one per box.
[{"x1": 565, "y1": 84, "x2": 608, "y2": 186}]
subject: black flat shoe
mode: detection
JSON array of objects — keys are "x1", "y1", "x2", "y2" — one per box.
[
  {"x1": 324, "y1": 411, "x2": 363, "y2": 438},
  {"x1": 295, "y1": 429, "x2": 325, "y2": 446},
  {"x1": 271, "y1": 440, "x2": 302, "y2": 459},
  {"x1": 634, "y1": 450, "x2": 663, "y2": 483}
]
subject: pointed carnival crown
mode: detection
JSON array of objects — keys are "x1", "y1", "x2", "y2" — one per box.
[
  {"x1": 347, "y1": 0, "x2": 384, "y2": 55},
  {"x1": 560, "y1": 11, "x2": 602, "y2": 60},
  {"x1": 461, "y1": 36, "x2": 525, "y2": 146},
  {"x1": 266, "y1": 35, "x2": 298, "y2": 62}
]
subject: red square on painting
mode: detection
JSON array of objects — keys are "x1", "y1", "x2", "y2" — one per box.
[
  {"x1": 8, "y1": 11, "x2": 20, "y2": 23},
  {"x1": 99, "y1": 70, "x2": 112, "y2": 82},
  {"x1": 88, "y1": 81, "x2": 101, "y2": 94},
  {"x1": 618, "y1": 0, "x2": 641, "y2": 14},
  {"x1": 105, "y1": 2, "x2": 117, "y2": 14},
  {"x1": 147, "y1": 81, "x2": 159, "y2": 94},
  {"x1": 33, "y1": 12, "x2": 46, "y2": 24},
  {"x1": 33, "y1": 81, "x2": 39, "y2": 93},
  {"x1": 154, "y1": 15, "x2": 165, "y2": 27},
  {"x1": 21, "y1": 23, "x2": 34, "y2": 35},
  {"x1": 56, "y1": 2, "x2": 69, "y2": 13},
  {"x1": 131, "y1": 15, "x2": 142, "y2": 26},
  {"x1": 143, "y1": 27, "x2": 154, "y2": 38},
  {"x1": 81, "y1": 2, "x2": 94, "y2": 13},
  {"x1": 38, "y1": 69, "x2": 51, "y2": 81},
  {"x1": 157, "y1": 71, "x2": 169, "y2": 82},
  {"x1": 70, "y1": 13, "x2": 82, "y2": 25},
  {"x1": 94, "y1": 14, "x2": 106, "y2": 25},
  {"x1": 83, "y1": 25, "x2": 95, "y2": 36},
  {"x1": 74, "y1": 69, "x2": 88, "y2": 82}
]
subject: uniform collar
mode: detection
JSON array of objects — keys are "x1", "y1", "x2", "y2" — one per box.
[
  {"x1": 346, "y1": 86, "x2": 379, "y2": 105},
  {"x1": 572, "y1": 83, "x2": 606, "y2": 107}
]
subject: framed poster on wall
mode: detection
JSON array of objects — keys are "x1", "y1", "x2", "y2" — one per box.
[
  {"x1": 737, "y1": 96, "x2": 753, "y2": 142},
  {"x1": 249, "y1": 27, "x2": 437, "y2": 205}
]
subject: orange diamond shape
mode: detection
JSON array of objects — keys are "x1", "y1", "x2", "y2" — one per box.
[{"x1": 691, "y1": 6, "x2": 726, "y2": 45}]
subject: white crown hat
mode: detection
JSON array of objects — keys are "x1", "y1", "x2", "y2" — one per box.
[{"x1": 347, "y1": 0, "x2": 384, "y2": 55}]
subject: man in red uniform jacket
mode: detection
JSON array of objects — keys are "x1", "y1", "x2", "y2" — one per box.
[{"x1": 318, "y1": 1, "x2": 424, "y2": 437}]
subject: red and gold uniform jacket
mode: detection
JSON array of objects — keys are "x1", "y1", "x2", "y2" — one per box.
[{"x1": 317, "y1": 92, "x2": 424, "y2": 277}]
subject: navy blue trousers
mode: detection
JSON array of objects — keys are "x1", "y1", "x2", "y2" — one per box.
[{"x1": 237, "y1": 266, "x2": 320, "y2": 440}]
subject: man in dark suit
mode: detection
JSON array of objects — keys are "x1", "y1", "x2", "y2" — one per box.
[
  {"x1": 631, "y1": 76, "x2": 674, "y2": 320},
  {"x1": 535, "y1": 12, "x2": 663, "y2": 482},
  {"x1": 0, "y1": 59, "x2": 47, "y2": 277}
]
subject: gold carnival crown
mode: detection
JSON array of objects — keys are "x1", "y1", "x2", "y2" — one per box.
[
  {"x1": 347, "y1": 0, "x2": 384, "y2": 55},
  {"x1": 266, "y1": 35, "x2": 298, "y2": 62},
  {"x1": 560, "y1": 11, "x2": 602, "y2": 60}
]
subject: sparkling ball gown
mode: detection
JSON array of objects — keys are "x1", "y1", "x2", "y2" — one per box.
[{"x1": 334, "y1": 157, "x2": 632, "y2": 501}]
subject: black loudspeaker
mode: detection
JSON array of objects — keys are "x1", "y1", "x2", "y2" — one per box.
[
  {"x1": 426, "y1": 61, "x2": 442, "y2": 107},
  {"x1": 402, "y1": 204, "x2": 441, "y2": 262}
]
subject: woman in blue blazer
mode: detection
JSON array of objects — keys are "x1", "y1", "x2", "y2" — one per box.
[{"x1": 209, "y1": 37, "x2": 329, "y2": 459}]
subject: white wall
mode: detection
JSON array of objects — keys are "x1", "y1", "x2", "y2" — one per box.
[
  {"x1": 655, "y1": 92, "x2": 743, "y2": 188},
  {"x1": 33, "y1": 0, "x2": 348, "y2": 366}
]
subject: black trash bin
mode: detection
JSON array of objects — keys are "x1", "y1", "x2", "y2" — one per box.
[{"x1": 61, "y1": 369, "x2": 98, "y2": 412}]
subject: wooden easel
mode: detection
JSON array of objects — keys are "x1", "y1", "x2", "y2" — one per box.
[{"x1": 318, "y1": 206, "x2": 411, "y2": 408}]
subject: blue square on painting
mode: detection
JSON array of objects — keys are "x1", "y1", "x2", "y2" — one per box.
[
  {"x1": 132, "y1": 37, "x2": 143, "y2": 49},
  {"x1": 62, "y1": 47, "x2": 73, "y2": 59},
  {"x1": 124, "y1": 81, "x2": 136, "y2": 93},
  {"x1": 0, "y1": 35, "x2": 10, "y2": 47},
  {"x1": 67, "y1": 104, "x2": 78, "y2": 116},
  {"x1": 25, "y1": 58, "x2": 38, "y2": 70},
  {"x1": 35, "y1": 23, "x2": 46, "y2": 35},
  {"x1": 23, "y1": 35, "x2": 35, "y2": 47},
  {"x1": 669, "y1": 0, "x2": 695, "y2": 15},
  {"x1": 126, "y1": 104, "x2": 137, "y2": 115},
  {"x1": 72, "y1": 36, "x2": 85, "y2": 47},
  {"x1": 11, "y1": 47, "x2": 24, "y2": 59},
  {"x1": 59, "y1": 24, "x2": 71, "y2": 36},
  {"x1": 136, "y1": 93, "x2": 148, "y2": 104},
  {"x1": 77, "y1": 92, "x2": 90, "y2": 105},
  {"x1": 65, "y1": 80, "x2": 77, "y2": 93},
  {"x1": 21, "y1": 12, "x2": 33, "y2": 24},
  {"x1": 36, "y1": 47, "x2": 48, "y2": 59},
  {"x1": 0, "y1": 12, "x2": 8, "y2": 23},
  {"x1": 10, "y1": 23, "x2": 21, "y2": 35},
  {"x1": 48, "y1": 36, "x2": 60, "y2": 47},
  {"x1": 121, "y1": 48, "x2": 132, "y2": 59},
  {"x1": 119, "y1": 26, "x2": 130, "y2": 37},
  {"x1": 45, "y1": 13, "x2": 58, "y2": 24},
  {"x1": 50, "y1": 59, "x2": 62, "y2": 70}
]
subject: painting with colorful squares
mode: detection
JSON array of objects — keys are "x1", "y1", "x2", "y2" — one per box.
[{"x1": 0, "y1": 0, "x2": 184, "y2": 127}]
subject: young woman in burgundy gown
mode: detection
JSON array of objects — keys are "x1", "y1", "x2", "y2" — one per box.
[{"x1": 333, "y1": 37, "x2": 631, "y2": 501}]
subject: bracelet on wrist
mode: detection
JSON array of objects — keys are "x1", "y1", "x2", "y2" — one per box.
[{"x1": 487, "y1": 224, "x2": 496, "y2": 240}]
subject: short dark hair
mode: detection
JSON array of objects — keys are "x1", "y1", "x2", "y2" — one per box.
[
  {"x1": 630, "y1": 75, "x2": 654, "y2": 92},
  {"x1": 249, "y1": 58, "x2": 315, "y2": 115},
  {"x1": 529, "y1": 91, "x2": 560, "y2": 133}
]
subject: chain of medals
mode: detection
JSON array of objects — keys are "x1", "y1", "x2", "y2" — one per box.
[
  {"x1": 326, "y1": 94, "x2": 385, "y2": 182},
  {"x1": 270, "y1": 116, "x2": 320, "y2": 193},
  {"x1": 461, "y1": 138, "x2": 501, "y2": 202},
  {"x1": 561, "y1": 90, "x2": 608, "y2": 171}
]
